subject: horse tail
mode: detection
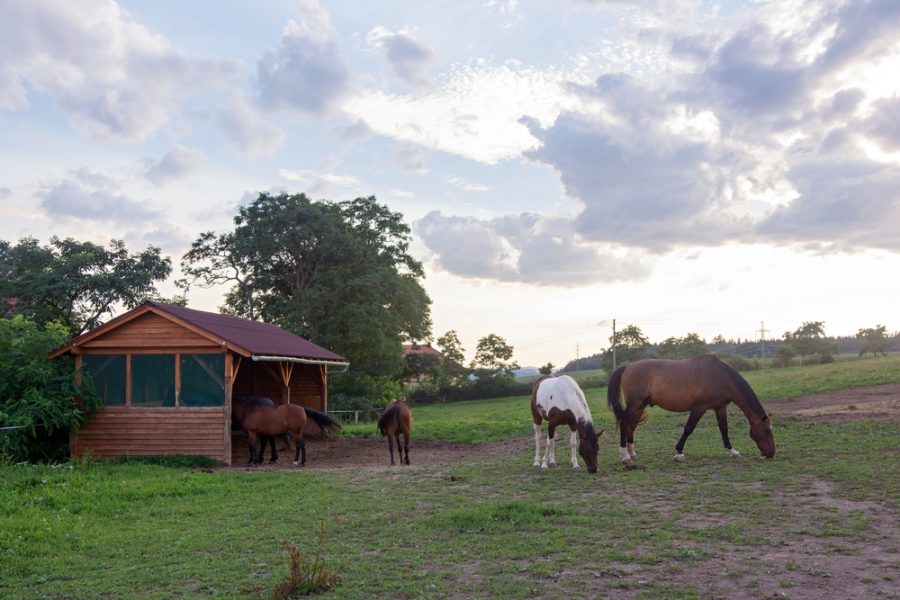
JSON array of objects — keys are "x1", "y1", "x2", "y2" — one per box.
[
  {"x1": 377, "y1": 403, "x2": 398, "y2": 436},
  {"x1": 304, "y1": 407, "x2": 342, "y2": 435},
  {"x1": 606, "y1": 365, "x2": 629, "y2": 426}
]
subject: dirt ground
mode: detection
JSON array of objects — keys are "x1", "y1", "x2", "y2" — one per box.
[
  {"x1": 230, "y1": 384, "x2": 900, "y2": 470},
  {"x1": 227, "y1": 386, "x2": 900, "y2": 598}
]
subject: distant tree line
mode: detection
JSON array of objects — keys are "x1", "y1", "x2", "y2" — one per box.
[{"x1": 561, "y1": 321, "x2": 899, "y2": 374}]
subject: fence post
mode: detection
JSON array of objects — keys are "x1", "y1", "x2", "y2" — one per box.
[{"x1": 354, "y1": 410, "x2": 359, "y2": 424}]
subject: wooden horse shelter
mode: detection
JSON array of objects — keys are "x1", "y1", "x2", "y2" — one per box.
[{"x1": 49, "y1": 301, "x2": 349, "y2": 465}]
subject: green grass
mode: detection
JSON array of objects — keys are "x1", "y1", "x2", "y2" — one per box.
[{"x1": 2, "y1": 355, "x2": 899, "y2": 598}]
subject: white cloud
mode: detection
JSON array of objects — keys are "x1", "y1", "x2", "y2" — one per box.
[
  {"x1": 144, "y1": 146, "x2": 207, "y2": 186},
  {"x1": 278, "y1": 168, "x2": 361, "y2": 197},
  {"x1": 257, "y1": 0, "x2": 349, "y2": 115},
  {"x1": 415, "y1": 210, "x2": 649, "y2": 286},
  {"x1": 0, "y1": 0, "x2": 239, "y2": 143},
  {"x1": 343, "y1": 60, "x2": 585, "y2": 164},
  {"x1": 367, "y1": 26, "x2": 435, "y2": 88},
  {"x1": 218, "y1": 95, "x2": 286, "y2": 156},
  {"x1": 39, "y1": 169, "x2": 162, "y2": 222}
]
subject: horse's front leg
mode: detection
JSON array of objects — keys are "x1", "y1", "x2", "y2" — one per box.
[
  {"x1": 569, "y1": 429, "x2": 580, "y2": 470},
  {"x1": 247, "y1": 432, "x2": 259, "y2": 465},
  {"x1": 715, "y1": 405, "x2": 741, "y2": 457},
  {"x1": 533, "y1": 422, "x2": 543, "y2": 467},
  {"x1": 675, "y1": 408, "x2": 705, "y2": 462},
  {"x1": 388, "y1": 434, "x2": 396, "y2": 465},
  {"x1": 402, "y1": 433, "x2": 410, "y2": 465}
]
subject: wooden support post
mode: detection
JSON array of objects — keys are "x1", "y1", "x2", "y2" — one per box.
[{"x1": 224, "y1": 352, "x2": 234, "y2": 466}]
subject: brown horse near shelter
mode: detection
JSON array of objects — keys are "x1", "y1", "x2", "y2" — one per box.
[
  {"x1": 233, "y1": 396, "x2": 341, "y2": 466},
  {"x1": 607, "y1": 355, "x2": 775, "y2": 467},
  {"x1": 378, "y1": 400, "x2": 412, "y2": 465}
]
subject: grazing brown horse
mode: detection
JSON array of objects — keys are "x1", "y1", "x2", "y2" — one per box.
[
  {"x1": 377, "y1": 400, "x2": 412, "y2": 465},
  {"x1": 607, "y1": 355, "x2": 775, "y2": 467},
  {"x1": 531, "y1": 374, "x2": 602, "y2": 473},
  {"x1": 233, "y1": 396, "x2": 341, "y2": 466}
]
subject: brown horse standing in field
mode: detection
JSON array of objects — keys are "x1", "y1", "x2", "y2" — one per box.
[
  {"x1": 531, "y1": 374, "x2": 602, "y2": 473},
  {"x1": 607, "y1": 355, "x2": 775, "y2": 466},
  {"x1": 233, "y1": 396, "x2": 341, "y2": 466},
  {"x1": 378, "y1": 400, "x2": 412, "y2": 465}
]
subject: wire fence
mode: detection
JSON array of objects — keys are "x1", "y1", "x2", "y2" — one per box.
[{"x1": 328, "y1": 409, "x2": 382, "y2": 424}]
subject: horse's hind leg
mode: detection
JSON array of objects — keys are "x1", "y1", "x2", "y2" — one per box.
[
  {"x1": 715, "y1": 405, "x2": 741, "y2": 457},
  {"x1": 541, "y1": 423, "x2": 556, "y2": 469},
  {"x1": 402, "y1": 432, "x2": 410, "y2": 465},
  {"x1": 675, "y1": 407, "x2": 705, "y2": 462},
  {"x1": 619, "y1": 422, "x2": 636, "y2": 467},
  {"x1": 247, "y1": 433, "x2": 259, "y2": 465},
  {"x1": 293, "y1": 434, "x2": 306, "y2": 466},
  {"x1": 533, "y1": 421, "x2": 542, "y2": 467},
  {"x1": 387, "y1": 433, "x2": 396, "y2": 465},
  {"x1": 267, "y1": 436, "x2": 279, "y2": 463}
]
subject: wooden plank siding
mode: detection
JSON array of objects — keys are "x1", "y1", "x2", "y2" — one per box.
[
  {"x1": 232, "y1": 362, "x2": 326, "y2": 411},
  {"x1": 78, "y1": 312, "x2": 220, "y2": 352},
  {"x1": 71, "y1": 407, "x2": 226, "y2": 462}
]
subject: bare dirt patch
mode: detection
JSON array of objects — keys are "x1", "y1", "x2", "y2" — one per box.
[
  {"x1": 229, "y1": 385, "x2": 900, "y2": 470},
  {"x1": 764, "y1": 383, "x2": 900, "y2": 422},
  {"x1": 228, "y1": 432, "x2": 525, "y2": 471}
]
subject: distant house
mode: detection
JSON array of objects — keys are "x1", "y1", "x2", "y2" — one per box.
[
  {"x1": 402, "y1": 342, "x2": 444, "y2": 360},
  {"x1": 402, "y1": 343, "x2": 445, "y2": 389},
  {"x1": 49, "y1": 301, "x2": 348, "y2": 464}
]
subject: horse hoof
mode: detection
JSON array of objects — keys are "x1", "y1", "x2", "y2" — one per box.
[
  {"x1": 292, "y1": 461, "x2": 299, "y2": 466},
  {"x1": 674, "y1": 454, "x2": 686, "y2": 462},
  {"x1": 572, "y1": 464, "x2": 581, "y2": 470},
  {"x1": 729, "y1": 449, "x2": 742, "y2": 458},
  {"x1": 540, "y1": 463, "x2": 549, "y2": 471},
  {"x1": 622, "y1": 458, "x2": 635, "y2": 468}
]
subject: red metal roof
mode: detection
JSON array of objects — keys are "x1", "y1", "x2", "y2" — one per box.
[
  {"x1": 49, "y1": 301, "x2": 346, "y2": 364},
  {"x1": 403, "y1": 343, "x2": 443, "y2": 358},
  {"x1": 147, "y1": 302, "x2": 346, "y2": 362}
]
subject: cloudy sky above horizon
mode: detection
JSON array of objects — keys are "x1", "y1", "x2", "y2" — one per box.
[{"x1": 2, "y1": 0, "x2": 899, "y2": 367}]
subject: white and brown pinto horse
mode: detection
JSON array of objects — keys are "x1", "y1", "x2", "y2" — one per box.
[
  {"x1": 531, "y1": 374, "x2": 602, "y2": 473},
  {"x1": 607, "y1": 355, "x2": 775, "y2": 466}
]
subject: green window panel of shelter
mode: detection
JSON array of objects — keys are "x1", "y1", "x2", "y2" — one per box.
[
  {"x1": 180, "y1": 354, "x2": 225, "y2": 407},
  {"x1": 82, "y1": 355, "x2": 126, "y2": 406},
  {"x1": 131, "y1": 354, "x2": 176, "y2": 407}
]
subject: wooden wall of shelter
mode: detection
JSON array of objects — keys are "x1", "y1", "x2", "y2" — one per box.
[{"x1": 59, "y1": 307, "x2": 332, "y2": 465}]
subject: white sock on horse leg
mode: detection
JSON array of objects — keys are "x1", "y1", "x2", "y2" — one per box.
[
  {"x1": 570, "y1": 431, "x2": 579, "y2": 468},
  {"x1": 627, "y1": 442, "x2": 636, "y2": 460},
  {"x1": 728, "y1": 448, "x2": 741, "y2": 457},
  {"x1": 619, "y1": 446, "x2": 631, "y2": 463},
  {"x1": 533, "y1": 423, "x2": 542, "y2": 466}
]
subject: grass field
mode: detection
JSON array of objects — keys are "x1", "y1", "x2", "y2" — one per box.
[{"x1": 1, "y1": 355, "x2": 899, "y2": 599}]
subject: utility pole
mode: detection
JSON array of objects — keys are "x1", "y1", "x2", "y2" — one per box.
[
  {"x1": 575, "y1": 342, "x2": 580, "y2": 372},
  {"x1": 757, "y1": 321, "x2": 768, "y2": 359}
]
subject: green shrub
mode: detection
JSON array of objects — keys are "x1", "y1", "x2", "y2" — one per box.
[{"x1": 0, "y1": 316, "x2": 100, "y2": 462}]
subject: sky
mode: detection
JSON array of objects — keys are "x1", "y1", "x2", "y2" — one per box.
[{"x1": 1, "y1": 0, "x2": 899, "y2": 368}]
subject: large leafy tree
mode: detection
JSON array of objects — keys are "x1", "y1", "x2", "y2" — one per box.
[
  {"x1": 471, "y1": 333, "x2": 519, "y2": 378},
  {"x1": 181, "y1": 193, "x2": 432, "y2": 377},
  {"x1": 0, "y1": 236, "x2": 172, "y2": 335}
]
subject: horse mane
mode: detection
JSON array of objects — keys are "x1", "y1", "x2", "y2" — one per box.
[
  {"x1": 555, "y1": 375, "x2": 594, "y2": 424},
  {"x1": 719, "y1": 359, "x2": 768, "y2": 419}
]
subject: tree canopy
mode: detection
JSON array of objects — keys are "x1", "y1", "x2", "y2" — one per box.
[
  {"x1": 181, "y1": 193, "x2": 432, "y2": 378},
  {"x1": 856, "y1": 325, "x2": 894, "y2": 357},
  {"x1": 1, "y1": 236, "x2": 172, "y2": 335}
]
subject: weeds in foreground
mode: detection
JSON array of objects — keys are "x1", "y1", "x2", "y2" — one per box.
[{"x1": 270, "y1": 523, "x2": 340, "y2": 598}]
